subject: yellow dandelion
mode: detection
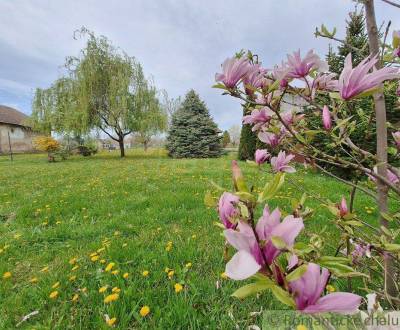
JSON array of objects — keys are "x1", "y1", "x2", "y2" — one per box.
[
  {"x1": 174, "y1": 283, "x2": 183, "y2": 293},
  {"x1": 99, "y1": 286, "x2": 108, "y2": 293},
  {"x1": 167, "y1": 270, "x2": 174, "y2": 279},
  {"x1": 81, "y1": 287, "x2": 88, "y2": 293},
  {"x1": 71, "y1": 265, "x2": 79, "y2": 271},
  {"x1": 89, "y1": 252, "x2": 98, "y2": 257},
  {"x1": 164, "y1": 267, "x2": 170, "y2": 273},
  {"x1": 97, "y1": 247, "x2": 105, "y2": 253},
  {"x1": 112, "y1": 287, "x2": 121, "y2": 293},
  {"x1": 40, "y1": 266, "x2": 49, "y2": 272},
  {"x1": 297, "y1": 325, "x2": 308, "y2": 330},
  {"x1": 69, "y1": 258, "x2": 77, "y2": 265},
  {"x1": 185, "y1": 262, "x2": 192, "y2": 268},
  {"x1": 69, "y1": 275, "x2": 77, "y2": 282},
  {"x1": 220, "y1": 272, "x2": 228, "y2": 279},
  {"x1": 72, "y1": 293, "x2": 79, "y2": 302},
  {"x1": 2, "y1": 271, "x2": 12, "y2": 279},
  {"x1": 29, "y1": 277, "x2": 38, "y2": 283},
  {"x1": 105, "y1": 262, "x2": 115, "y2": 272},
  {"x1": 106, "y1": 317, "x2": 117, "y2": 327},
  {"x1": 52, "y1": 281, "x2": 60, "y2": 289},
  {"x1": 142, "y1": 270, "x2": 149, "y2": 277},
  {"x1": 140, "y1": 305, "x2": 150, "y2": 317},
  {"x1": 49, "y1": 291, "x2": 59, "y2": 299},
  {"x1": 100, "y1": 259, "x2": 106, "y2": 264},
  {"x1": 326, "y1": 285, "x2": 335, "y2": 293},
  {"x1": 104, "y1": 293, "x2": 119, "y2": 303},
  {"x1": 123, "y1": 272, "x2": 129, "y2": 279},
  {"x1": 91, "y1": 255, "x2": 100, "y2": 262},
  {"x1": 111, "y1": 270, "x2": 119, "y2": 275},
  {"x1": 191, "y1": 234, "x2": 197, "y2": 239}
]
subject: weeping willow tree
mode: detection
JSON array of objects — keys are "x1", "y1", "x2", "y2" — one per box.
[
  {"x1": 32, "y1": 28, "x2": 163, "y2": 157},
  {"x1": 132, "y1": 84, "x2": 167, "y2": 150}
]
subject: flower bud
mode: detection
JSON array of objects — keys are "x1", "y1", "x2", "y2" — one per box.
[{"x1": 322, "y1": 105, "x2": 332, "y2": 130}]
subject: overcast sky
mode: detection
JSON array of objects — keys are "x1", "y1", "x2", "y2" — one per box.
[{"x1": 0, "y1": 0, "x2": 398, "y2": 130}]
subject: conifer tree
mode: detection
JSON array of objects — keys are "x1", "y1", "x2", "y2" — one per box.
[{"x1": 166, "y1": 90, "x2": 222, "y2": 158}]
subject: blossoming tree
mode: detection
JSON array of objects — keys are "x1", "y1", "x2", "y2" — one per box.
[{"x1": 210, "y1": 0, "x2": 400, "y2": 316}]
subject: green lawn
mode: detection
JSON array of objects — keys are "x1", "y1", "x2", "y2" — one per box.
[{"x1": 0, "y1": 150, "x2": 378, "y2": 329}]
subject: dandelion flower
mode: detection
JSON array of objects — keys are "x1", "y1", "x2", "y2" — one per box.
[
  {"x1": 220, "y1": 272, "x2": 228, "y2": 279},
  {"x1": 91, "y1": 255, "x2": 100, "y2": 262},
  {"x1": 49, "y1": 291, "x2": 59, "y2": 299},
  {"x1": 99, "y1": 286, "x2": 108, "y2": 293},
  {"x1": 167, "y1": 270, "x2": 174, "y2": 279},
  {"x1": 104, "y1": 293, "x2": 119, "y2": 303},
  {"x1": 105, "y1": 263, "x2": 115, "y2": 272},
  {"x1": 140, "y1": 305, "x2": 150, "y2": 317},
  {"x1": 326, "y1": 285, "x2": 336, "y2": 293},
  {"x1": 111, "y1": 270, "x2": 119, "y2": 275},
  {"x1": 40, "y1": 266, "x2": 49, "y2": 272},
  {"x1": 174, "y1": 283, "x2": 183, "y2": 293},
  {"x1": 2, "y1": 271, "x2": 11, "y2": 279},
  {"x1": 72, "y1": 293, "x2": 79, "y2": 302},
  {"x1": 112, "y1": 287, "x2": 121, "y2": 293},
  {"x1": 52, "y1": 282, "x2": 60, "y2": 289},
  {"x1": 185, "y1": 263, "x2": 192, "y2": 268},
  {"x1": 123, "y1": 272, "x2": 129, "y2": 279},
  {"x1": 100, "y1": 259, "x2": 106, "y2": 264},
  {"x1": 142, "y1": 270, "x2": 149, "y2": 277},
  {"x1": 29, "y1": 277, "x2": 38, "y2": 283},
  {"x1": 69, "y1": 258, "x2": 77, "y2": 265},
  {"x1": 71, "y1": 265, "x2": 79, "y2": 271},
  {"x1": 106, "y1": 317, "x2": 117, "y2": 327},
  {"x1": 69, "y1": 275, "x2": 76, "y2": 282}
]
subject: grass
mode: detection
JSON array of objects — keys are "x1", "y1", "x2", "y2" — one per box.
[{"x1": 0, "y1": 149, "x2": 380, "y2": 329}]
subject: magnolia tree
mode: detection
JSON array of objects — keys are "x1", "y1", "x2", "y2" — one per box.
[{"x1": 211, "y1": 0, "x2": 400, "y2": 316}]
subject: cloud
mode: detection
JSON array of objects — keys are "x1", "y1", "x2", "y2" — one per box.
[{"x1": 0, "y1": 0, "x2": 397, "y2": 129}]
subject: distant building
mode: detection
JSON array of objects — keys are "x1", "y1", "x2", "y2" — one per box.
[{"x1": 0, "y1": 105, "x2": 38, "y2": 154}]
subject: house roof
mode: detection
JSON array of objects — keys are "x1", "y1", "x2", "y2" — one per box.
[{"x1": 0, "y1": 105, "x2": 30, "y2": 127}]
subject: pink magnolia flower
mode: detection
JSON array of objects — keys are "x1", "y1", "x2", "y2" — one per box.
[
  {"x1": 351, "y1": 243, "x2": 371, "y2": 265},
  {"x1": 368, "y1": 166, "x2": 399, "y2": 185},
  {"x1": 243, "y1": 107, "x2": 274, "y2": 131},
  {"x1": 310, "y1": 73, "x2": 338, "y2": 99},
  {"x1": 271, "y1": 62, "x2": 290, "y2": 86},
  {"x1": 338, "y1": 197, "x2": 348, "y2": 218},
  {"x1": 322, "y1": 105, "x2": 332, "y2": 130},
  {"x1": 393, "y1": 131, "x2": 400, "y2": 149},
  {"x1": 285, "y1": 50, "x2": 328, "y2": 79},
  {"x1": 337, "y1": 53, "x2": 400, "y2": 100},
  {"x1": 255, "y1": 149, "x2": 270, "y2": 165},
  {"x1": 258, "y1": 132, "x2": 282, "y2": 148},
  {"x1": 394, "y1": 48, "x2": 400, "y2": 58},
  {"x1": 215, "y1": 56, "x2": 251, "y2": 89},
  {"x1": 270, "y1": 151, "x2": 296, "y2": 173},
  {"x1": 218, "y1": 192, "x2": 239, "y2": 229},
  {"x1": 289, "y1": 263, "x2": 362, "y2": 314},
  {"x1": 224, "y1": 206, "x2": 304, "y2": 280},
  {"x1": 243, "y1": 64, "x2": 269, "y2": 94}
]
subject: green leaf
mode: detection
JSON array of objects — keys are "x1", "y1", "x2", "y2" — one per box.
[
  {"x1": 231, "y1": 281, "x2": 272, "y2": 299},
  {"x1": 381, "y1": 212, "x2": 395, "y2": 222},
  {"x1": 258, "y1": 172, "x2": 285, "y2": 202},
  {"x1": 271, "y1": 236, "x2": 287, "y2": 250},
  {"x1": 383, "y1": 243, "x2": 400, "y2": 252},
  {"x1": 317, "y1": 257, "x2": 367, "y2": 278},
  {"x1": 212, "y1": 83, "x2": 227, "y2": 90},
  {"x1": 270, "y1": 285, "x2": 296, "y2": 308},
  {"x1": 286, "y1": 264, "x2": 308, "y2": 282},
  {"x1": 329, "y1": 92, "x2": 341, "y2": 99},
  {"x1": 235, "y1": 191, "x2": 256, "y2": 203}
]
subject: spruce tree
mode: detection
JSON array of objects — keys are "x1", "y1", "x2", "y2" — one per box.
[
  {"x1": 166, "y1": 90, "x2": 222, "y2": 158},
  {"x1": 238, "y1": 106, "x2": 257, "y2": 160}
]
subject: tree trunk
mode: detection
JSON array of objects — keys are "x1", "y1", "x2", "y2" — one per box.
[
  {"x1": 118, "y1": 137, "x2": 125, "y2": 157},
  {"x1": 364, "y1": 0, "x2": 397, "y2": 299},
  {"x1": 143, "y1": 140, "x2": 148, "y2": 152}
]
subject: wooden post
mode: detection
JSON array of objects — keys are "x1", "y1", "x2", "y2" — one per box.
[{"x1": 7, "y1": 131, "x2": 13, "y2": 161}]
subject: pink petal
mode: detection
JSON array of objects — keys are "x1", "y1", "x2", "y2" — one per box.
[
  {"x1": 225, "y1": 250, "x2": 261, "y2": 280},
  {"x1": 302, "y1": 292, "x2": 362, "y2": 314}
]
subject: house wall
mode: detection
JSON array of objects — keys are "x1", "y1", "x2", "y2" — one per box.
[{"x1": 0, "y1": 123, "x2": 37, "y2": 154}]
